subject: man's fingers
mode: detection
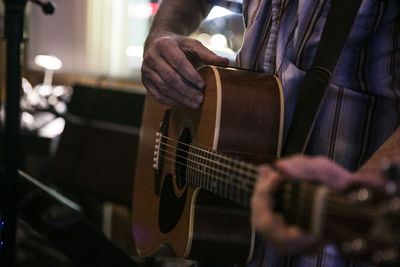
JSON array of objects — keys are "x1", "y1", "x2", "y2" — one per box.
[
  {"x1": 160, "y1": 37, "x2": 229, "y2": 91},
  {"x1": 153, "y1": 59, "x2": 204, "y2": 108},
  {"x1": 143, "y1": 66, "x2": 202, "y2": 109},
  {"x1": 182, "y1": 38, "x2": 230, "y2": 66},
  {"x1": 275, "y1": 155, "x2": 352, "y2": 190},
  {"x1": 251, "y1": 163, "x2": 320, "y2": 254},
  {"x1": 160, "y1": 42, "x2": 206, "y2": 90},
  {"x1": 142, "y1": 34, "x2": 229, "y2": 109},
  {"x1": 141, "y1": 72, "x2": 180, "y2": 107}
]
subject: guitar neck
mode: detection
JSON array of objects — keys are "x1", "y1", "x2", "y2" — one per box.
[
  {"x1": 183, "y1": 141, "x2": 382, "y2": 239},
  {"x1": 156, "y1": 132, "x2": 381, "y2": 239},
  {"x1": 186, "y1": 143, "x2": 258, "y2": 207}
]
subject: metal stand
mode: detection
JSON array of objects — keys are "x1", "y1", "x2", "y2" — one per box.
[
  {"x1": 1, "y1": 1, "x2": 53, "y2": 265},
  {"x1": 1, "y1": 1, "x2": 27, "y2": 266}
]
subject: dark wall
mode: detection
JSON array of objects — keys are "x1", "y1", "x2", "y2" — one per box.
[{"x1": 49, "y1": 85, "x2": 145, "y2": 206}]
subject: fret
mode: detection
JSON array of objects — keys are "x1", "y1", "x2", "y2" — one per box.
[
  {"x1": 233, "y1": 159, "x2": 241, "y2": 205},
  {"x1": 218, "y1": 156, "x2": 223, "y2": 197},
  {"x1": 227, "y1": 160, "x2": 233, "y2": 202},
  {"x1": 197, "y1": 147, "x2": 202, "y2": 188},
  {"x1": 188, "y1": 145, "x2": 194, "y2": 185},
  {"x1": 227, "y1": 159, "x2": 233, "y2": 201},
  {"x1": 211, "y1": 152, "x2": 217, "y2": 195},
  {"x1": 237, "y1": 161, "x2": 244, "y2": 205},
  {"x1": 231, "y1": 160, "x2": 239, "y2": 203},
  {"x1": 201, "y1": 148, "x2": 206, "y2": 189},
  {"x1": 196, "y1": 147, "x2": 201, "y2": 188},
  {"x1": 189, "y1": 145, "x2": 194, "y2": 186},
  {"x1": 240, "y1": 161, "x2": 246, "y2": 205},
  {"x1": 240, "y1": 161, "x2": 249, "y2": 206},
  {"x1": 204, "y1": 149, "x2": 209, "y2": 189},
  {"x1": 186, "y1": 145, "x2": 191, "y2": 185},
  {"x1": 216, "y1": 153, "x2": 222, "y2": 196},
  {"x1": 202, "y1": 148, "x2": 206, "y2": 190},
  {"x1": 193, "y1": 146, "x2": 200, "y2": 187},
  {"x1": 243, "y1": 164, "x2": 251, "y2": 206},
  {"x1": 209, "y1": 151, "x2": 214, "y2": 193},
  {"x1": 241, "y1": 162, "x2": 250, "y2": 206},
  {"x1": 205, "y1": 150, "x2": 211, "y2": 192},
  {"x1": 194, "y1": 147, "x2": 199, "y2": 186},
  {"x1": 223, "y1": 157, "x2": 229, "y2": 200}
]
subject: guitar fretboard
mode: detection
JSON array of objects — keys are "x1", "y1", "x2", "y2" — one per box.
[{"x1": 186, "y1": 144, "x2": 257, "y2": 207}]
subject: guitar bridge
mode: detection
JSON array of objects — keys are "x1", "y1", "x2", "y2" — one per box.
[
  {"x1": 153, "y1": 132, "x2": 161, "y2": 170},
  {"x1": 153, "y1": 109, "x2": 171, "y2": 195}
]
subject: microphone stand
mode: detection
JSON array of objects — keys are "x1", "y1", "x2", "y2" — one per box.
[
  {"x1": 1, "y1": 1, "x2": 27, "y2": 266},
  {"x1": 1, "y1": 1, "x2": 53, "y2": 265}
]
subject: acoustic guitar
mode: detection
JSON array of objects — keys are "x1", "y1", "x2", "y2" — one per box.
[{"x1": 132, "y1": 66, "x2": 400, "y2": 265}]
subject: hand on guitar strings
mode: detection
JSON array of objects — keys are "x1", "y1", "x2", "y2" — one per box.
[
  {"x1": 141, "y1": 32, "x2": 229, "y2": 109},
  {"x1": 250, "y1": 155, "x2": 387, "y2": 255}
]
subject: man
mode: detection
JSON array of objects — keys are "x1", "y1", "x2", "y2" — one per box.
[{"x1": 141, "y1": 0, "x2": 400, "y2": 266}]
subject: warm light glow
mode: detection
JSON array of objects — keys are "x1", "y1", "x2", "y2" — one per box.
[
  {"x1": 205, "y1": 6, "x2": 233, "y2": 20},
  {"x1": 34, "y1": 55, "x2": 62, "y2": 70},
  {"x1": 210, "y1": 34, "x2": 228, "y2": 48},
  {"x1": 22, "y1": 78, "x2": 33, "y2": 94},
  {"x1": 37, "y1": 85, "x2": 53, "y2": 96},
  {"x1": 128, "y1": 2, "x2": 152, "y2": 19},
  {"x1": 53, "y1": 86, "x2": 66, "y2": 97},
  {"x1": 38, "y1": 117, "x2": 66, "y2": 138},
  {"x1": 126, "y1": 45, "x2": 144, "y2": 57},
  {"x1": 197, "y1": 33, "x2": 212, "y2": 46},
  {"x1": 21, "y1": 112, "x2": 35, "y2": 127}
]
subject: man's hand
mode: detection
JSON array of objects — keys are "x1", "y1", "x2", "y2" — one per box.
[
  {"x1": 251, "y1": 155, "x2": 386, "y2": 254},
  {"x1": 141, "y1": 33, "x2": 229, "y2": 109}
]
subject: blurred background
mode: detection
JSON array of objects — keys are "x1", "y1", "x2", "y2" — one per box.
[{"x1": 0, "y1": 0, "x2": 244, "y2": 266}]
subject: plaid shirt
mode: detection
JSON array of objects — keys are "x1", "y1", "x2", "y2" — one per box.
[{"x1": 236, "y1": 0, "x2": 400, "y2": 266}]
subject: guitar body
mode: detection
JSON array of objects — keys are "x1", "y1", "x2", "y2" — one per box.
[{"x1": 132, "y1": 66, "x2": 284, "y2": 263}]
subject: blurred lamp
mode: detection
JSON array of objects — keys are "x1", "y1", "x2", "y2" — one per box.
[
  {"x1": 206, "y1": 6, "x2": 233, "y2": 20},
  {"x1": 34, "y1": 55, "x2": 62, "y2": 87},
  {"x1": 38, "y1": 117, "x2": 65, "y2": 138}
]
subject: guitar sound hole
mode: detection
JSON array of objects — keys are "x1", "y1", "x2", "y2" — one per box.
[{"x1": 175, "y1": 128, "x2": 191, "y2": 190}]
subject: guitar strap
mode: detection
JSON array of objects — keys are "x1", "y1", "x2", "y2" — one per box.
[{"x1": 282, "y1": 0, "x2": 362, "y2": 156}]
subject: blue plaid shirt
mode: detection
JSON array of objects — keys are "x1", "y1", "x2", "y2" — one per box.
[{"x1": 236, "y1": 0, "x2": 400, "y2": 266}]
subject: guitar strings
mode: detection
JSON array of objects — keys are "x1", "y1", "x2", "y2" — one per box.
[
  {"x1": 159, "y1": 146, "x2": 375, "y2": 211},
  {"x1": 160, "y1": 155, "x2": 254, "y2": 205},
  {"x1": 159, "y1": 139, "x2": 258, "y2": 179},
  {"x1": 157, "y1": 140, "x2": 257, "y2": 186},
  {"x1": 158, "y1": 140, "x2": 258, "y2": 182},
  {"x1": 161, "y1": 151, "x2": 381, "y2": 220},
  {"x1": 159, "y1": 143, "x2": 361, "y2": 205},
  {"x1": 158, "y1": 134, "x2": 259, "y2": 174},
  {"x1": 156, "y1": 135, "x2": 382, "y2": 219},
  {"x1": 157, "y1": 139, "x2": 258, "y2": 181},
  {"x1": 158, "y1": 148, "x2": 255, "y2": 192}
]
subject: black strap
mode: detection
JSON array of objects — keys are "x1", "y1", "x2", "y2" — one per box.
[{"x1": 282, "y1": 0, "x2": 362, "y2": 156}]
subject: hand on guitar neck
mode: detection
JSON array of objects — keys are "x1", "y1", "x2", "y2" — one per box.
[{"x1": 251, "y1": 152, "x2": 400, "y2": 264}]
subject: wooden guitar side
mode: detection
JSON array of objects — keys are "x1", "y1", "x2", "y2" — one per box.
[{"x1": 132, "y1": 66, "x2": 284, "y2": 263}]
